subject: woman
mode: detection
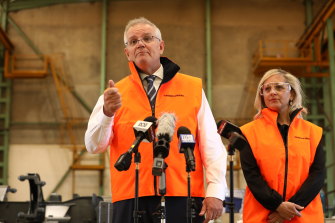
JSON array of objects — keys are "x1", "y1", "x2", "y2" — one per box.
[{"x1": 240, "y1": 69, "x2": 325, "y2": 223}]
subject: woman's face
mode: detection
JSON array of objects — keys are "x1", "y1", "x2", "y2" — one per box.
[{"x1": 261, "y1": 74, "x2": 292, "y2": 114}]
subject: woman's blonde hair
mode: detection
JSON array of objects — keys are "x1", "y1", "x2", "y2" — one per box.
[{"x1": 254, "y1": 69, "x2": 307, "y2": 119}]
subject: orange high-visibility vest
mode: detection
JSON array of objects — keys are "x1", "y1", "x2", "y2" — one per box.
[
  {"x1": 241, "y1": 108, "x2": 323, "y2": 223},
  {"x1": 109, "y1": 61, "x2": 205, "y2": 202}
]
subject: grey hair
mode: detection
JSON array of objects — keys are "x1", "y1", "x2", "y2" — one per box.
[
  {"x1": 123, "y1": 17, "x2": 162, "y2": 44},
  {"x1": 254, "y1": 69, "x2": 307, "y2": 119}
]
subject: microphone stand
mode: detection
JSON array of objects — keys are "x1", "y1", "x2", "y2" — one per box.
[
  {"x1": 186, "y1": 166, "x2": 195, "y2": 223},
  {"x1": 227, "y1": 144, "x2": 235, "y2": 223},
  {"x1": 133, "y1": 149, "x2": 145, "y2": 223},
  {"x1": 226, "y1": 132, "x2": 245, "y2": 223},
  {"x1": 158, "y1": 162, "x2": 167, "y2": 223}
]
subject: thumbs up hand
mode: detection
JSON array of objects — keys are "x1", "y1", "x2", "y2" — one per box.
[{"x1": 103, "y1": 80, "x2": 122, "y2": 117}]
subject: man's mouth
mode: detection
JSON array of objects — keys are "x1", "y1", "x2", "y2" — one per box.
[{"x1": 136, "y1": 51, "x2": 149, "y2": 56}]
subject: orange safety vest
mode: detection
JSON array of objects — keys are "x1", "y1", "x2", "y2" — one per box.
[
  {"x1": 240, "y1": 108, "x2": 323, "y2": 223},
  {"x1": 109, "y1": 61, "x2": 205, "y2": 202}
]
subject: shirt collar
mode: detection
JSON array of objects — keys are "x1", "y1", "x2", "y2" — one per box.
[{"x1": 140, "y1": 64, "x2": 163, "y2": 81}]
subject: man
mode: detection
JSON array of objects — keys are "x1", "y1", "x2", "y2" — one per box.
[{"x1": 85, "y1": 17, "x2": 227, "y2": 223}]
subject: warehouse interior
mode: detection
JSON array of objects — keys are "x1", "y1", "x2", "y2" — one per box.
[{"x1": 0, "y1": 0, "x2": 335, "y2": 222}]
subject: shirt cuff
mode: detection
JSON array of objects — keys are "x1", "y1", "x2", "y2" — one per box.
[
  {"x1": 206, "y1": 183, "x2": 226, "y2": 201},
  {"x1": 98, "y1": 110, "x2": 114, "y2": 127}
]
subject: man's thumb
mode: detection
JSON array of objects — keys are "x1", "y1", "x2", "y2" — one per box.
[{"x1": 109, "y1": 80, "x2": 115, "y2": 88}]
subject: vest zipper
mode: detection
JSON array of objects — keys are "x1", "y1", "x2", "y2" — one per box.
[
  {"x1": 283, "y1": 144, "x2": 288, "y2": 200},
  {"x1": 141, "y1": 78, "x2": 157, "y2": 196},
  {"x1": 282, "y1": 128, "x2": 289, "y2": 201},
  {"x1": 151, "y1": 84, "x2": 162, "y2": 196},
  {"x1": 151, "y1": 100, "x2": 157, "y2": 196},
  {"x1": 151, "y1": 86, "x2": 159, "y2": 196}
]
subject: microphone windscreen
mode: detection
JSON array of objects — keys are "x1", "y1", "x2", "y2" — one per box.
[
  {"x1": 177, "y1": 126, "x2": 191, "y2": 137},
  {"x1": 156, "y1": 113, "x2": 176, "y2": 141}
]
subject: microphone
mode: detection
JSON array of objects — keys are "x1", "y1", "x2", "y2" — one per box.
[
  {"x1": 217, "y1": 120, "x2": 242, "y2": 139},
  {"x1": 228, "y1": 132, "x2": 247, "y2": 152},
  {"x1": 114, "y1": 116, "x2": 157, "y2": 171},
  {"x1": 132, "y1": 116, "x2": 157, "y2": 144},
  {"x1": 177, "y1": 126, "x2": 196, "y2": 172},
  {"x1": 152, "y1": 113, "x2": 176, "y2": 176},
  {"x1": 217, "y1": 120, "x2": 247, "y2": 152}
]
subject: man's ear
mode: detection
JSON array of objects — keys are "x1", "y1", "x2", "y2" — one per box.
[
  {"x1": 159, "y1": 40, "x2": 165, "y2": 55},
  {"x1": 124, "y1": 48, "x2": 130, "y2": 61}
]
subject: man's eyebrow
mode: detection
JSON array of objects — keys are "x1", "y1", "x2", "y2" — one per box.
[{"x1": 128, "y1": 33, "x2": 152, "y2": 39}]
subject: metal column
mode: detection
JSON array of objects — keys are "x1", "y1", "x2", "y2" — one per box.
[{"x1": 326, "y1": 18, "x2": 335, "y2": 216}]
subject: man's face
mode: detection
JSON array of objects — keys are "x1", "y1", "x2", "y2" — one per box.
[{"x1": 124, "y1": 24, "x2": 164, "y2": 74}]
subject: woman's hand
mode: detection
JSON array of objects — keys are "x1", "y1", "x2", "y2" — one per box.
[
  {"x1": 268, "y1": 211, "x2": 285, "y2": 223},
  {"x1": 275, "y1": 201, "x2": 304, "y2": 220}
]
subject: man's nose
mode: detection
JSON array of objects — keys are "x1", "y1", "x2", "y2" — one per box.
[{"x1": 136, "y1": 39, "x2": 146, "y2": 47}]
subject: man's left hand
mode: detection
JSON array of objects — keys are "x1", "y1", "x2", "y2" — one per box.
[{"x1": 199, "y1": 197, "x2": 223, "y2": 223}]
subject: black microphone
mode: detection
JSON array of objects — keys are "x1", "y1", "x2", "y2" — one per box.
[
  {"x1": 177, "y1": 126, "x2": 196, "y2": 172},
  {"x1": 217, "y1": 120, "x2": 242, "y2": 139},
  {"x1": 152, "y1": 113, "x2": 176, "y2": 176},
  {"x1": 114, "y1": 116, "x2": 157, "y2": 171},
  {"x1": 217, "y1": 120, "x2": 247, "y2": 152},
  {"x1": 132, "y1": 116, "x2": 157, "y2": 144},
  {"x1": 228, "y1": 132, "x2": 247, "y2": 152}
]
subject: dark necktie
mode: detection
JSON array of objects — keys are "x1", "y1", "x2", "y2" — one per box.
[{"x1": 145, "y1": 75, "x2": 157, "y2": 108}]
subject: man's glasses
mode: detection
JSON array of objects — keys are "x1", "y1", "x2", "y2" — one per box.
[
  {"x1": 125, "y1": 35, "x2": 161, "y2": 47},
  {"x1": 260, "y1": 82, "x2": 291, "y2": 95}
]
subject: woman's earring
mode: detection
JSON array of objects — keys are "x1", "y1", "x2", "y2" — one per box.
[{"x1": 289, "y1": 100, "x2": 293, "y2": 106}]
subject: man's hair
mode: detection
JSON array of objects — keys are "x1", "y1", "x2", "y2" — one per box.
[
  {"x1": 123, "y1": 17, "x2": 162, "y2": 44},
  {"x1": 254, "y1": 68, "x2": 307, "y2": 119}
]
